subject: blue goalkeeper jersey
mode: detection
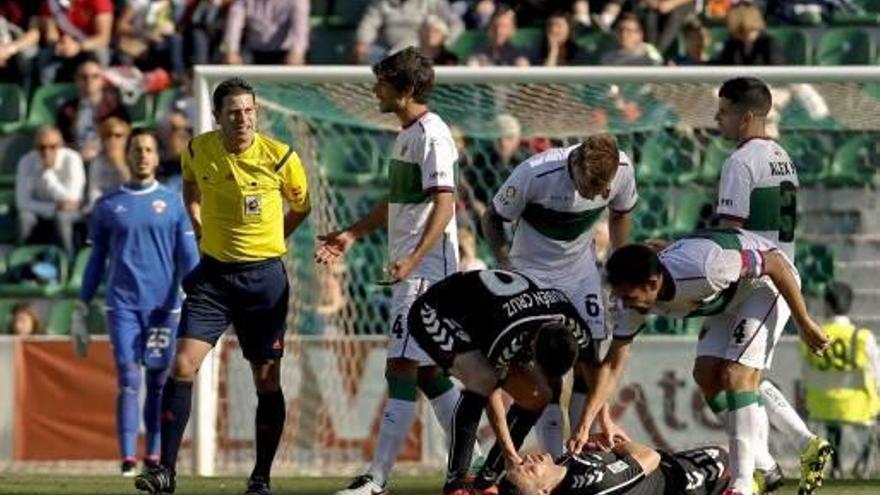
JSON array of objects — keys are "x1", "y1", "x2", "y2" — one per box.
[{"x1": 81, "y1": 181, "x2": 199, "y2": 311}]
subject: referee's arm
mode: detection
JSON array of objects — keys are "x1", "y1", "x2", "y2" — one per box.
[
  {"x1": 280, "y1": 149, "x2": 311, "y2": 238},
  {"x1": 183, "y1": 178, "x2": 203, "y2": 240},
  {"x1": 284, "y1": 204, "x2": 311, "y2": 238}
]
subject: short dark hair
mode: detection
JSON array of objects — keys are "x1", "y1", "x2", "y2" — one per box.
[
  {"x1": 75, "y1": 51, "x2": 103, "y2": 71},
  {"x1": 615, "y1": 12, "x2": 643, "y2": 31},
  {"x1": 718, "y1": 77, "x2": 772, "y2": 116},
  {"x1": 126, "y1": 128, "x2": 159, "y2": 153},
  {"x1": 213, "y1": 77, "x2": 256, "y2": 112},
  {"x1": 606, "y1": 244, "x2": 662, "y2": 287},
  {"x1": 534, "y1": 321, "x2": 578, "y2": 378},
  {"x1": 372, "y1": 46, "x2": 435, "y2": 103},
  {"x1": 825, "y1": 281, "x2": 853, "y2": 316},
  {"x1": 490, "y1": 4, "x2": 517, "y2": 25}
]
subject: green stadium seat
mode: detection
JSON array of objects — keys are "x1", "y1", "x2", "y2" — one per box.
[
  {"x1": 795, "y1": 243, "x2": 835, "y2": 297},
  {"x1": 574, "y1": 31, "x2": 616, "y2": 64},
  {"x1": 45, "y1": 299, "x2": 75, "y2": 335},
  {"x1": 123, "y1": 93, "x2": 153, "y2": 128},
  {"x1": 816, "y1": 28, "x2": 876, "y2": 65},
  {"x1": 64, "y1": 247, "x2": 92, "y2": 297},
  {"x1": 512, "y1": 28, "x2": 544, "y2": 53},
  {"x1": 152, "y1": 87, "x2": 181, "y2": 123},
  {"x1": 631, "y1": 188, "x2": 670, "y2": 241},
  {"x1": 0, "y1": 83, "x2": 26, "y2": 133},
  {"x1": 0, "y1": 299, "x2": 15, "y2": 334},
  {"x1": 320, "y1": 134, "x2": 382, "y2": 186},
  {"x1": 707, "y1": 27, "x2": 728, "y2": 59},
  {"x1": 766, "y1": 27, "x2": 812, "y2": 65},
  {"x1": 827, "y1": 134, "x2": 879, "y2": 187},
  {"x1": 0, "y1": 131, "x2": 34, "y2": 184},
  {"x1": 450, "y1": 31, "x2": 489, "y2": 60},
  {"x1": 0, "y1": 245, "x2": 69, "y2": 297},
  {"x1": 669, "y1": 188, "x2": 711, "y2": 235},
  {"x1": 699, "y1": 137, "x2": 732, "y2": 185},
  {"x1": 856, "y1": 0, "x2": 880, "y2": 12},
  {"x1": 327, "y1": 0, "x2": 369, "y2": 27},
  {"x1": 637, "y1": 131, "x2": 700, "y2": 186},
  {"x1": 779, "y1": 133, "x2": 829, "y2": 186},
  {"x1": 308, "y1": 28, "x2": 357, "y2": 64},
  {"x1": 0, "y1": 188, "x2": 16, "y2": 244},
  {"x1": 26, "y1": 83, "x2": 77, "y2": 129}
]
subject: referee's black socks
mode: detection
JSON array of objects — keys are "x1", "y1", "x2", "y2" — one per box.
[
  {"x1": 252, "y1": 390, "x2": 286, "y2": 480},
  {"x1": 160, "y1": 378, "x2": 193, "y2": 471}
]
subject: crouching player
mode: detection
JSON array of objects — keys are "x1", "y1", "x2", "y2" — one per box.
[
  {"x1": 500, "y1": 440, "x2": 731, "y2": 495},
  {"x1": 406, "y1": 269, "x2": 598, "y2": 494}
]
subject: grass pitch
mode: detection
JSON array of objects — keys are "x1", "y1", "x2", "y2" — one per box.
[{"x1": 1, "y1": 476, "x2": 880, "y2": 495}]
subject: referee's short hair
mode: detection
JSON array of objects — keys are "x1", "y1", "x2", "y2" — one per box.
[
  {"x1": 718, "y1": 77, "x2": 772, "y2": 116},
  {"x1": 213, "y1": 77, "x2": 256, "y2": 112},
  {"x1": 372, "y1": 46, "x2": 434, "y2": 103}
]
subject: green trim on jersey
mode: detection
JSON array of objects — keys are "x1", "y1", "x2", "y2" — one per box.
[
  {"x1": 684, "y1": 229, "x2": 742, "y2": 251},
  {"x1": 744, "y1": 186, "x2": 782, "y2": 231},
  {"x1": 520, "y1": 203, "x2": 605, "y2": 242},
  {"x1": 682, "y1": 229, "x2": 742, "y2": 317},
  {"x1": 388, "y1": 158, "x2": 428, "y2": 204}
]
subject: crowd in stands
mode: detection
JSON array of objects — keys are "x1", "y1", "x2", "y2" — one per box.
[{"x1": 0, "y1": 0, "x2": 874, "y2": 335}]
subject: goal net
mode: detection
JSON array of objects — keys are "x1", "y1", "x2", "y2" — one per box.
[{"x1": 190, "y1": 66, "x2": 880, "y2": 476}]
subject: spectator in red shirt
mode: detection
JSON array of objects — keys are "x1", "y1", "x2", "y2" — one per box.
[
  {"x1": 0, "y1": 1, "x2": 42, "y2": 90},
  {"x1": 38, "y1": 0, "x2": 114, "y2": 83}
]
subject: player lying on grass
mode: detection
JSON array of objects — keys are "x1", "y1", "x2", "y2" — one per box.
[
  {"x1": 578, "y1": 229, "x2": 830, "y2": 495},
  {"x1": 499, "y1": 438, "x2": 730, "y2": 495},
  {"x1": 405, "y1": 269, "x2": 600, "y2": 495}
]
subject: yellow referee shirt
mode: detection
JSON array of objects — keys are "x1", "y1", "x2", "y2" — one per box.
[{"x1": 182, "y1": 131, "x2": 309, "y2": 262}]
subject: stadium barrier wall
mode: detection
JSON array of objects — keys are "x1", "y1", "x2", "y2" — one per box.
[{"x1": 2, "y1": 335, "x2": 869, "y2": 476}]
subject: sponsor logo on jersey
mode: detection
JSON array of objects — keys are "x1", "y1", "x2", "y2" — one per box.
[
  {"x1": 113, "y1": 204, "x2": 127, "y2": 214},
  {"x1": 769, "y1": 161, "x2": 795, "y2": 176},
  {"x1": 152, "y1": 200, "x2": 167, "y2": 214}
]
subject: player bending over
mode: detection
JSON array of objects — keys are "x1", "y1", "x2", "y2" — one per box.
[
  {"x1": 406, "y1": 269, "x2": 598, "y2": 495},
  {"x1": 500, "y1": 440, "x2": 730, "y2": 495},
  {"x1": 579, "y1": 229, "x2": 829, "y2": 495}
]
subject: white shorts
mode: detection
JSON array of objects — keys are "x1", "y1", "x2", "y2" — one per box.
[
  {"x1": 521, "y1": 264, "x2": 607, "y2": 340},
  {"x1": 387, "y1": 277, "x2": 435, "y2": 365},
  {"x1": 697, "y1": 283, "x2": 791, "y2": 370}
]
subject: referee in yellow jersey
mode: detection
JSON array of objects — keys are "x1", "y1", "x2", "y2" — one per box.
[{"x1": 136, "y1": 78, "x2": 311, "y2": 495}]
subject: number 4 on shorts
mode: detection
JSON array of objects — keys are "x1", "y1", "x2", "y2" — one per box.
[{"x1": 732, "y1": 320, "x2": 747, "y2": 345}]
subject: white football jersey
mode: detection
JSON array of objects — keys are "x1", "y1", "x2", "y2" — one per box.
[
  {"x1": 717, "y1": 138, "x2": 799, "y2": 261},
  {"x1": 612, "y1": 229, "x2": 796, "y2": 339},
  {"x1": 387, "y1": 112, "x2": 459, "y2": 280},
  {"x1": 492, "y1": 145, "x2": 638, "y2": 282}
]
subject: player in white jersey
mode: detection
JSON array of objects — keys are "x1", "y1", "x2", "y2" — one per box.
[
  {"x1": 575, "y1": 230, "x2": 829, "y2": 495},
  {"x1": 714, "y1": 77, "x2": 830, "y2": 495},
  {"x1": 482, "y1": 134, "x2": 637, "y2": 459},
  {"x1": 315, "y1": 47, "x2": 464, "y2": 495}
]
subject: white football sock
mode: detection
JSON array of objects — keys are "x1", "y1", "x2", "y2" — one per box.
[
  {"x1": 760, "y1": 380, "x2": 815, "y2": 451},
  {"x1": 569, "y1": 392, "x2": 587, "y2": 433},
  {"x1": 755, "y1": 404, "x2": 777, "y2": 470},
  {"x1": 367, "y1": 398, "x2": 417, "y2": 487},
  {"x1": 536, "y1": 403, "x2": 565, "y2": 459},
  {"x1": 729, "y1": 398, "x2": 760, "y2": 495}
]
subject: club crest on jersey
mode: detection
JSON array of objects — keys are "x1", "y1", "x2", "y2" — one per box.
[
  {"x1": 244, "y1": 195, "x2": 262, "y2": 216},
  {"x1": 152, "y1": 200, "x2": 167, "y2": 214}
]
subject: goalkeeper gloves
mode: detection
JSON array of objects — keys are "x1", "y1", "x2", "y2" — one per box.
[{"x1": 71, "y1": 300, "x2": 90, "y2": 358}]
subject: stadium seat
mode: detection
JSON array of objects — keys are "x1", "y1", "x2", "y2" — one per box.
[
  {"x1": 26, "y1": 83, "x2": 77, "y2": 129},
  {"x1": 795, "y1": 242, "x2": 835, "y2": 297},
  {"x1": 856, "y1": 0, "x2": 880, "y2": 12},
  {"x1": 64, "y1": 247, "x2": 92, "y2": 297},
  {"x1": 512, "y1": 28, "x2": 544, "y2": 53},
  {"x1": 779, "y1": 133, "x2": 829, "y2": 186},
  {"x1": 816, "y1": 28, "x2": 876, "y2": 65},
  {"x1": 574, "y1": 31, "x2": 616, "y2": 64},
  {"x1": 827, "y1": 134, "x2": 879, "y2": 187},
  {"x1": 0, "y1": 299, "x2": 14, "y2": 334},
  {"x1": 152, "y1": 87, "x2": 181, "y2": 123},
  {"x1": 0, "y1": 83, "x2": 26, "y2": 133},
  {"x1": 308, "y1": 28, "x2": 357, "y2": 64},
  {"x1": 45, "y1": 299, "x2": 75, "y2": 335},
  {"x1": 0, "y1": 189, "x2": 16, "y2": 244},
  {"x1": 0, "y1": 245, "x2": 69, "y2": 297},
  {"x1": 637, "y1": 131, "x2": 700, "y2": 186},
  {"x1": 450, "y1": 31, "x2": 489, "y2": 60},
  {"x1": 320, "y1": 133, "x2": 382, "y2": 186},
  {"x1": 326, "y1": 0, "x2": 369, "y2": 27},
  {"x1": 669, "y1": 188, "x2": 711, "y2": 235},
  {"x1": 123, "y1": 92, "x2": 153, "y2": 128},
  {"x1": 699, "y1": 137, "x2": 732, "y2": 185},
  {"x1": 766, "y1": 27, "x2": 811, "y2": 65},
  {"x1": 631, "y1": 188, "x2": 670, "y2": 240},
  {"x1": 0, "y1": 131, "x2": 34, "y2": 186}
]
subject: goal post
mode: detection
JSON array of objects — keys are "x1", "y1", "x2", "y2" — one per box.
[{"x1": 189, "y1": 65, "x2": 880, "y2": 477}]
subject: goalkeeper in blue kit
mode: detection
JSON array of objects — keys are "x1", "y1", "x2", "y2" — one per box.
[{"x1": 77, "y1": 129, "x2": 199, "y2": 476}]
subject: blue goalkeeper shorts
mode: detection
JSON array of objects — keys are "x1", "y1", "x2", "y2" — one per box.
[{"x1": 107, "y1": 308, "x2": 179, "y2": 370}]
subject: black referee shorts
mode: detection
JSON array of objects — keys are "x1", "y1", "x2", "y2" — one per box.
[{"x1": 179, "y1": 256, "x2": 289, "y2": 363}]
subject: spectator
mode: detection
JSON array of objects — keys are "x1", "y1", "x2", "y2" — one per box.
[
  {"x1": 355, "y1": 0, "x2": 463, "y2": 64},
  {"x1": 460, "y1": 0, "x2": 495, "y2": 30},
  {"x1": 8, "y1": 302, "x2": 43, "y2": 336},
  {"x1": 180, "y1": 0, "x2": 231, "y2": 65},
  {"x1": 599, "y1": 12, "x2": 663, "y2": 65},
  {"x1": 15, "y1": 126, "x2": 86, "y2": 255},
  {"x1": 418, "y1": 14, "x2": 459, "y2": 65},
  {"x1": 641, "y1": 0, "x2": 695, "y2": 55},
  {"x1": 458, "y1": 225, "x2": 487, "y2": 272},
  {"x1": 115, "y1": 0, "x2": 186, "y2": 81},
  {"x1": 37, "y1": 0, "x2": 114, "y2": 83},
  {"x1": 56, "y1": 53, "x2": 130, "y2": 161},
  {"x1": 157, "y1": 108, "x2": 192, "y2": 189},
  {"x1": 467, "y1": 5, "x2": 530, "y2": 67},
  {"x1": 670, "y1": 16, "x2": 710, "y2": 65},
  {"x1": 537, "y1": 12, "x2": 584, "y2": 66},
  {"x1": 85, "y1": 116, "x2": 131, "y2": 212},
  {"x1": 716, "y1": 3, "x2": 784, "y2": 65},
  {"x1": 462, "y1": 113, "x2": 528, "y2": 211},
  {"x1": 572, "y1": 0, "x2": 623, "y2": 31},
  {"x1": 223, "y1": 0, "x2": 309, "y2": 65},
  {"x1": 0, "y1": 1, "x2": 41, "y2": 90}
]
